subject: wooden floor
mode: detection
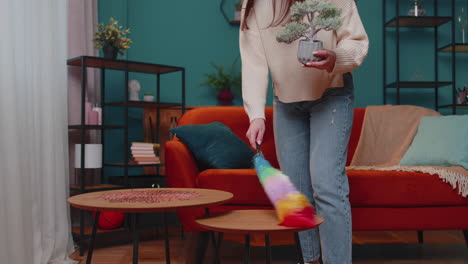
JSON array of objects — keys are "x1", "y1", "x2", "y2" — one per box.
[{"x1": 70, "y1": 228, "x2": 468, "y2": 264}]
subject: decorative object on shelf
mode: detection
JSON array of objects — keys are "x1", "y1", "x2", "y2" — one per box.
[
  {"x1": 92, "y1": 104, "x2": 102, "y2": 125},
  {"x1": 93, "y1": 18, "x2": 132, "y2": 59},
  {"x1": 202, "y1": 62, "x2": 241, "y2": 106},
  {"x1": 456, "y1": 86, "x2": 467, "y2": 104},
  {"x1": 143, "y1": 93, "x2": 154, "y2": 102},
  {"x1": 74, "y1": 144, "x2": 103, "y2": 169},
  {"x1": 131, "y1": 142, "x2": 160, "y2": 164},
  {"x1": 408, "y1": 0, "x2": 426, "y2": 17},
  {"x1": 457, "y1": 6, "x2": 468, "y2": 44},
  {"x1": 128, "y1": 79, "x2": 141, "y2": 101},
  {"x1": 276, "y1": 0, "x2": 342, "y2": 64},
  {"x1": 234, "y1": 1, "x2": 242, "y2": 21}
]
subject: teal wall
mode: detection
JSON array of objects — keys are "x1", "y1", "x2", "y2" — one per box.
[{"x1": 98, "y1": 0, "x2": 467, "y2": 182}]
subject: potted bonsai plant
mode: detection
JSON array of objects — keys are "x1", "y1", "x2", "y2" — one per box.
[
  {"x1": 276, "y1": 0, "x2": 342, "y2": 64},
  {"x1": 94, "y1": 18, "x2": 132, "y2": 59},
  {"x1": 202, "y1": 62, "x2": 241, "y2": 106}
]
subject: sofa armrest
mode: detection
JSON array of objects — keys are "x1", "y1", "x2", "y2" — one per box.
[
  {"x1": 165, "y1": 140, "x2": 199, "y2": 188},
  {"x1": 165, "y1": 140, "x2": 206, "y2": 231}
]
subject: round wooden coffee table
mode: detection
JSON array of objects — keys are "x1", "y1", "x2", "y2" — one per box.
[
  {"x1": 68, "y1": 188, "x2": 233, "y2": 264},
  {"x1": 196, "y1": 210, "x2": 324, "y2": 264}
]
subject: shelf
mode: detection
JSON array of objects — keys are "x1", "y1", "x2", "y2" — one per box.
[
  {"x1": 438, "y1": 43, "x2": 468, "y2": 52},
  {"x1": 438, "y1": 104, "x2": 468, "y2": 109},
  {"x1": 105, "y1": 101, "x2": 182, "y2": 109},
  {"x1": 385, "y1": 16, "x2": 452, "y2": 28},
  {"x1": 68, "y1": 125, "x2": 125, "y2": 130},
  {"x1": 109, "y1": 174, "x2": 166, "y2": 188},
  {"x1": 104, "y1": 162, "x2": 164, "y2": 167},
  {"x1": 67, "y1": 56, "x2": 184, "y2": 74},
  {"x1": 70, "y1": 184, "x2": 124, "y2": 192},
  {"x1": 386, "y1": 81, "x2": 452, "y2": 88},
  {"x1": 72, "y1": 226, "x2": 127, "y2": 237}
]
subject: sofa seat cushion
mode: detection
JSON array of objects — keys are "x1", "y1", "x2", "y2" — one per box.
[
  {"x1": 348, "y1": 170, "x2": 468, "y2": 207},
  {"x1": 197, "y1": 169, "x2": 271, "y2": 206}
]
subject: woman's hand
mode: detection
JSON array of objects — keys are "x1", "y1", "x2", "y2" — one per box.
[
  {"x1": 246, "y1": 118, "x2": 265, "y2": 149},
  {"x1": 303, "y1": 49, "x2": 336, "y2": 73}
]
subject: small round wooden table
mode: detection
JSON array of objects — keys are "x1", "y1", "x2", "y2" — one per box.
[
  {"x1": 196, "y1": 210, "x2": 324, "y2": 264},
  {"x1": 68, "y1": 188, "x2": 233, "y2": 264}
]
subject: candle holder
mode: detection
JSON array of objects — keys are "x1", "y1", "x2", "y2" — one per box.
[
  {"x1": 457, "y1": 6, "x2": 468, "y2": 44},
  {"x1": 408, "y1": 0, "x2": 426, "y2": 17}
]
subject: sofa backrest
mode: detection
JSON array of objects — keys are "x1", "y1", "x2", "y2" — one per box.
[{"x1": 178, "y1": 107, "x2": 366, "y2": 168}]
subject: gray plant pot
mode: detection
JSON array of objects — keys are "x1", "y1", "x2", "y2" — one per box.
[{"x1": 297, "y1": 39, "x2": 324, "y2": 64}]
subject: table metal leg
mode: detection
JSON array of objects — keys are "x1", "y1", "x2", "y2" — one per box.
[
  {"x1": 195, "y1": 232, "x2": 210, "y2": 264},
  {"x1": 265, "y1": 234, "x2": 272, "y2": 264},
  {"x1": 244, "y1": 234, "x2": 251, "y2": 264},
  {"x1": 132, "y1": 213, "x2": 139, "y2": 264},
  {"x1": 294, "y1": 232, "x2": 304, "y2": 264},
  {"x1": 212, "y1": 232, "x2": 224, "y2": 264},
  {"x1": 163, "y1": 211, "x2": 171, "y2": 264},
  {"x1": 86, "y1": 211, "x2": 100, "y2": 264}
]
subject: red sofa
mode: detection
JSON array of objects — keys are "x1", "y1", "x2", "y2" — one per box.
[{"x1": 165, "y1": 107, "x2": 468, "y2": 243}]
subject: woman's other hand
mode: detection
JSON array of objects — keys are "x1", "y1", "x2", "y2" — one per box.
[
  {"x1": 246, "y1": 118, "x2": 265, "y2": 149},
  {"x1": 303, "y1": 49, "x2": 336, "y2": 73}
]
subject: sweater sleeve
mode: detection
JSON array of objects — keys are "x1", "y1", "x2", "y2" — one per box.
[
  {"x1": 239, "y1": 6, "x2": 269, "y2": 122},
  {"x1": 331, "y1": 0, "x2": 369, "y2": 74}
]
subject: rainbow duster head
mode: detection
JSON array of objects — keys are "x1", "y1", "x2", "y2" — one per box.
[{"x1": 254, "y1": 154, "x2": 317, "y2": 228}]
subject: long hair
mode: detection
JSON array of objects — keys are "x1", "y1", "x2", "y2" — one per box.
[
  {"x1": 241, "y1": 0, "x2": 356, "y2": 31},
  {"x1": 241, "y1": 0, "x2": 296, "y2": 30}
]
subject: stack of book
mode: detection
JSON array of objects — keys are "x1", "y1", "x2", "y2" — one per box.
[{"x1": 131, "y1": 142, "x2": 160, "y2": 164}]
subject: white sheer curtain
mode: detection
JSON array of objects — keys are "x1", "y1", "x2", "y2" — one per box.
[{"x1": 0, "y1": 0, "x2": 76, "y2": 264}]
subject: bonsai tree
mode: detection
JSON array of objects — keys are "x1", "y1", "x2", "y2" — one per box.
[
  {"x1": 94, "y1": 18, "x2": 132, "y2": 59},
  {"x1": 276, "y1": 0, "x2": 342, "y2": 43},
  {"x1": 276, "y1": 0, "x2": 342, "y2": 63}
]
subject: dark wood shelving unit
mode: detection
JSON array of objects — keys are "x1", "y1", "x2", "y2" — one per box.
[
  {"x1": 383, "y1": 0, "x2": 460, "y2": 113},
  {"x1": 104, "y1": 162, "x2": 164, "y2": 167},
  {"x1": 105, "y1": 101, "x2": 182, "y2": 108},
  {"x1": 438, "y1": 43, "x2": 468, "y2": 52},
  {"x1": 72, "y1": 226, "x2": 127, "y2": 237},
  {"x1": 385, "y1": 16, "x2": 452, "y2": 27},
  {"x1": 70, "y1": 184, "x2": 124, "y2": 192},
  {"x1": 67, "y1": 56, "x2": 185, "y2": 256},
  {"x1": 385, "y1": 81, "x2": 452, "y2": 88},
  {"x1": 438, "y1": 104, "x2": 468, "y2": 109},
  {"x1": 67, "y1": 56, "x2": 183, "y2": 74},
  {"x1": 68, "y1": 125, "x2": 125, "y2": 130}
]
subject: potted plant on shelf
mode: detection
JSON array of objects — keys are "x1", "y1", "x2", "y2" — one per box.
[
  {"x1": 276, "y1": 0, "x2": 342, "y2": 64},
  {"x1": 93, "y1": 18, "x2": 132, "y2": 59},
  {"x1": 202, "y1": 62, "x2": 241, "y2": 106}
]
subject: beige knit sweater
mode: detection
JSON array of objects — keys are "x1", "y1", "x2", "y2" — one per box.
[{"x1": 240, "y1": 0, "x2": 369, "y2": 122}]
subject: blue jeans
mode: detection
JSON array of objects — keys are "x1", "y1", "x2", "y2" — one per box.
[{"x1": 273, "y1": 73, "x2": 354, "y2": 264}]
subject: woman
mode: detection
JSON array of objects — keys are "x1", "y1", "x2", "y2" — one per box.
[{"x1": 240, "y1": 0, "x2": 368, "y2": 263}]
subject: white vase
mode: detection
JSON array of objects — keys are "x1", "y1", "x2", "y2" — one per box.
[
  {"x1": 297, "y1": 39, "x2": 324, "y2": 64},
  {"x1": 143, "y1": 95, "x2": 154, "y2": 102}
]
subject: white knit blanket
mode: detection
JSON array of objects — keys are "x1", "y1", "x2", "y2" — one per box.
[{"x1": 346, "y1": 105, "x2": 468, "y2": 197}]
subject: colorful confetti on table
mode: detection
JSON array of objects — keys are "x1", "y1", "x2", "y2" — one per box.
[{"x1": 100, "y1": 190, "x2": 201, "y2": 203}]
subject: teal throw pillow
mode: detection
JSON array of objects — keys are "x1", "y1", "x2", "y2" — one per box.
[
  {"x1": 170, "y1": 122, "x2": 255, "y2": 169},
  {"x1": 400, "y1": 115, "x2": 468, "y2": 169}
]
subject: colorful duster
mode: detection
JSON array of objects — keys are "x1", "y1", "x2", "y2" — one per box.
[{"x1": 254, "y1": 153, "x2": 317, "y2": 228}]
